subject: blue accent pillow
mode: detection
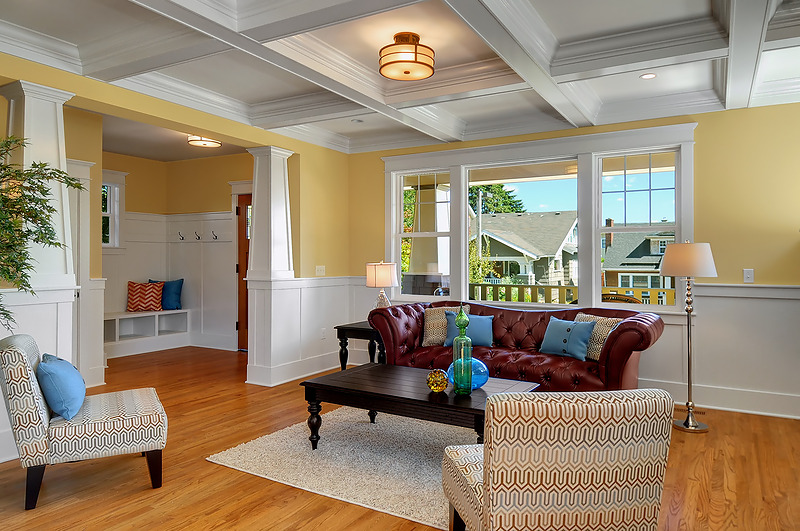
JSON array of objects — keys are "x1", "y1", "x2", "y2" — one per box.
[
  {"x1": 540, "y1": 316, "x2": 596, "y2": 361},
  {"x1": 443, "y1": 311, "x2": 494, "y2": 347},
  {"x1": 150, "y1": 278, "x2": 184, "y2": 310},
  {"x1": 36, "y1": 354, "x2": 86, "y2": 420}
]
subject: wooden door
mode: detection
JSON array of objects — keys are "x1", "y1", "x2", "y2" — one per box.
[{"x1": 237, "y1": 194, "x2": 252, "y2": 350}]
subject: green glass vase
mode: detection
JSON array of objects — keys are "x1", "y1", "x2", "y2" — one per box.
[{"x1": 452, "y1": 305, "x2": 472, "y2": 395}]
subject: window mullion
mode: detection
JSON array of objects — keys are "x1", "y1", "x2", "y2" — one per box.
[{"x1": 449, "y1": 164, "x2": 467, "y2": 302}]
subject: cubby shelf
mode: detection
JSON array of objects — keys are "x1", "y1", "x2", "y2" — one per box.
[{"x1": 103, "y1": 309, "x2": 190, "y2": 357}]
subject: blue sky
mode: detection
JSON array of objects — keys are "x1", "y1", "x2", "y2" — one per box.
[{"x1": 503, "y1": 171, "x2": 676, "y2": 224}]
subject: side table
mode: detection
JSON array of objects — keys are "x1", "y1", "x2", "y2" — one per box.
[{"x1": 334, "y1": 321, "x2": 385, "y2": 370}]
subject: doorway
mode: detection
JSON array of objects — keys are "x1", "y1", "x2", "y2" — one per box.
[{"x1": 237, "y1": 193, "x2": 252, "y2": 350}]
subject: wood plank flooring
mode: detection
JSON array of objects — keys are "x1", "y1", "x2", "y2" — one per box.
[{"x1": 0, "y1": 346, "x2": 797, "y2": 530}]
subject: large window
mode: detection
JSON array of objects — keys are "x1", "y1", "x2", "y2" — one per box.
[{"x1": 383, "y1": 123, "x2": 696, "y2": 309}]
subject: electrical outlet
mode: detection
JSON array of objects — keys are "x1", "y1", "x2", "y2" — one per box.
[
  {"x1": 315, "y1": 265, "x2": 325, "y2": 276},
  {"x1": 743, "y1": 269, "x2": 754, "y2": 283}
]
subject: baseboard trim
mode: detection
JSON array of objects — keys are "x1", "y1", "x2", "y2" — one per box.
[
  {"x1": 639, "y1": 378, "x2": 800, "y2": 419},
  {"x1": 247, "y1": 351, "x2": 341, "y2": 387},
  {"x1": 189, "y1": 332, "x2": 237, "y2": 351}
]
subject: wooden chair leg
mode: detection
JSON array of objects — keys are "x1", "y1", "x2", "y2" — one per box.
[
  {"x1": 144, "y1": 450, "x2": 162, "y2": 489},
  {"x1": 25, "y1": 465, "x2": 46, "y2": 510},
  {"x1": 449, "y1": 503, "x2": 466, "y2": 531}
]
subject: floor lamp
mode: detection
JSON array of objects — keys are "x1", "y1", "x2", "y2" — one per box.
[
  {"x1": 660, "y1": 241, "x2": 717, "y2": 433},
  {"x1": 366, "y1": 261, "x2": 399, "y2": 308}
]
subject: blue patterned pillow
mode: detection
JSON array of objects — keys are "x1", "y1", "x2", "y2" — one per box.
[
  {"x1": 36, "y1": 354, "x2": 86, "y2": 420},
  {"x1": 443, "y1": 311, "x2": 494, "y2": 347},
  {"x1": 149, "y1": 278, "x2": 184, "y2": 310},
  {"x1": 540, "y1": 317, "x2": 596, "y2": 361}
]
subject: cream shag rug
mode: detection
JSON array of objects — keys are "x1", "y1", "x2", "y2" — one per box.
[{"x1": 207, "y1": 406, "x2": 476, "y2": 529}]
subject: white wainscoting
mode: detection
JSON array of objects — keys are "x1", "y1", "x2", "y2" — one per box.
[{"x1": 638, "y1": 284, "x2": 800, "y2": 419}]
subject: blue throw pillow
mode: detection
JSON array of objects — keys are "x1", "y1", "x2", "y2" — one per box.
[
  {"x1": 444, "y1": 311, "x2": 494, "y2": 347},
  {"x1": 540, "y1": 317, "x2": 596, "y2": 361},
  {"x1": 36, "y1": 354, "x2": 86, "y2": 420},
  {"x1": 150, "y1": 278, "x2": 184, "y2": 310}
]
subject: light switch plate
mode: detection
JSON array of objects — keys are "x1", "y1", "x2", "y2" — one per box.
[{"x1": 743, "y1": 269, "x2": 754, "y2": 283}]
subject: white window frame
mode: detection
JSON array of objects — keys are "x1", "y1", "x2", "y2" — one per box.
[
  {"x1": 101, "y1": 169, "x2": 126, "y2": 251},
  {"x1": 382, "y1": 123, "x2": 696, "y2": 309}
]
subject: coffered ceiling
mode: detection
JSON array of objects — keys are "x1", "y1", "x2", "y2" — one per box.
[{"x1": 0, "y1": 0, "x2": 798, "y2": 160}]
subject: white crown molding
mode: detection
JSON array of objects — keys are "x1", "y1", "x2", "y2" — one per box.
[
  {"x1": 480, "y1": 0, "x2": 559, "y2": 65},
  {"x1": 348, "y1": 131, "x2": 442, "y2": 154},
  {"x1": 558, "y1": 82, "x2": 603, "y2": 124},
  {"x1": 751, "y1": 76, "x2": 800, "y2": 107},
  {"x1": 551, "y1": 19, "x2": 728, "y2": 83},
  {"x1": 249, "y1": 92, "x2": 366, "y2": 128},
  {"x1": 270, "y1": 124, "x2": 351, "y2": 153},
  {"x1": 765, "y1": 0, "x2": 800, "y2": 49},
  {"x1": 595, "y1": 89, "x2": 724, "y2": 125},
  {"x1": 111, "y1": 72, "x2": 251, "y2": 124},
  {"x1": 461, "y1": 110, "x2": 570, "y2": 142},
  {"x1": 0, "y1": 20, "x2": 81, "y2": 74},
  {"x1": 155, "y1": 0, "x2": 238, "y2": 31},
  {"x1": 401, "y1": 105, "x2": 466, "y2": 141}
]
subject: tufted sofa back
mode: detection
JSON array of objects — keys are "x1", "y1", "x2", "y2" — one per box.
[{"x1": 368, "y1": 301, "x2": 664, "y2": 392}]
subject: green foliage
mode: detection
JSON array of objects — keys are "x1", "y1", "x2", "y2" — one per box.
[
  {"x1": 0, "y1": 137, "x2": 85, "y2": 329},
  {"x1": 468, "y1": 184, "x2": 525, "y2": 214},
  {"x1": 468, "y1": 237, "x2": 496, "y2": 284}
]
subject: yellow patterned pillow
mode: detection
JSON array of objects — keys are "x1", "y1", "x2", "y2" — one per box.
[
  {"x1": 575, "y1": 312, "x2": 624, "y2": 361},
  {"x1": 422, "y1": 305, "x2": 470, "y2": 347}
]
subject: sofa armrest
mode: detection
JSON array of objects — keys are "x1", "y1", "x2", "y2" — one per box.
[
  {"x1": 598, "y1": 312, "x2": 664, "y2": 390},
  {"x1": 368, "y1": 303, "x2": 429, "y2": 365}
]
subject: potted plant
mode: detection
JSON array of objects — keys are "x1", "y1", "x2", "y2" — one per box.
[{"x1": 0, "y1": 136, "x2": 84, "y2": 329}]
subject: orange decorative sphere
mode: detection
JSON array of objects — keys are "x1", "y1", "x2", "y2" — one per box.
[{"x1": 426, "y1": 369, "x2": 448, "y2": 393}]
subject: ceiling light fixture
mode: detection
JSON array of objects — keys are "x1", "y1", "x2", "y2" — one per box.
[
  {"x1": 187, "y1": 135, "x2": 221, "y2": 148},
  {"x1": 639, "y1": 73, "x2": 657, "y2": 80},
  {"x1": 379, "y1": 32, "x2": 434, "y2": 81}
]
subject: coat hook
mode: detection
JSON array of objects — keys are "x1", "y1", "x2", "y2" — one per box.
[
  {"x1": 212, "y1": 230, "x2": 218, "y2": 240},
  {"x1": 178, "y1": 231, "x2": 184, "y2": 240},
  {"x1": 195, "y1": 231, "x2": 201, "y2": 240}
]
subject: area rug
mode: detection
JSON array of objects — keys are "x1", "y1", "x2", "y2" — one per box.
[{"x1": 207, "y1": 406, "x2": 477, "y2": 529}]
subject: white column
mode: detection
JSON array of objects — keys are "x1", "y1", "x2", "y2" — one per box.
[
  {"x1": 245, "y1": 146, "x2": 296, "y2": 386},
  {"x1": 0, "y1": 80, "x2": 76, "y2": 289}
]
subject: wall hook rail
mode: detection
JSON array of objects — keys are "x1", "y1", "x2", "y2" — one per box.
[
  {"x1": 212, "y1": 230, "x2": 218, "y2": 240},
  {"x1": 195, "y1": 231, "x2": 201, "y2": 240},
  {"x1": 178, "y1": 231, "x2": 184, "y2": 240}
]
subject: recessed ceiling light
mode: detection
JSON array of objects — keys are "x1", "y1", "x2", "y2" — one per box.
[
  {"x1": 351, "y1": 119, "x2": 364, "y2": 123},
  {"x1": 639, "y1": 73, "x2": 657, "y2": 80}
]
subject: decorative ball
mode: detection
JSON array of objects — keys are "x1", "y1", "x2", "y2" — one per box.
[
  {"x1": 446, "y1": 358, "x2": 490, "y2": 390},
  {"x1": 426, "y1": 369, "x2": 449, "y2": 393}
]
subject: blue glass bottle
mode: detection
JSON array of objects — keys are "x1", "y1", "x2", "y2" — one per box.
[{"x1": 451, "y1": 305, "x2": 472, "y2": 395}]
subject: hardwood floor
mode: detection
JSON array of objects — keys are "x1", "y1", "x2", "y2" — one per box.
[{"x1": 0, "y1": 346, "x2": 797, "y2": 530}]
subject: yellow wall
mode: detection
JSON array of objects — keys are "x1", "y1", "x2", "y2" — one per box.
[
  {"x1": 164, "y1": 154, "x2": 252, "y2": 214},
  {"x1": 63, "y1": 108, "x2": 104, "y2": 278},
  {"x1": 102, "y1": 152, "x2": 168, "y2": 214}
]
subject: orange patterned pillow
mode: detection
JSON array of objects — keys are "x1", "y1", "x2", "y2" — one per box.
[{"x1": 127, "y1": 281, "x2": 164, "y2": 312}]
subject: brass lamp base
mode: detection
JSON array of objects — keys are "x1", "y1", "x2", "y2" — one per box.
[{"x1": 673, "y1": 402, "x2": 708, "y2": 433}]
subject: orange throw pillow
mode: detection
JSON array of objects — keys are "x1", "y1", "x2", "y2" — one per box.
[{"x1": 127, "y1": 281, "x2": 164, "y2": 312}]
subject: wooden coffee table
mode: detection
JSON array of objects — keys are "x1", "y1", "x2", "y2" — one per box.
[{"x1": 300, "y1": 363, "x2": 539, "y2": 449}]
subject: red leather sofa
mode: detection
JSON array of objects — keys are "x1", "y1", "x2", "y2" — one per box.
[{"x1": 367, "y1": 301, "x2": 664, "y2": 392}]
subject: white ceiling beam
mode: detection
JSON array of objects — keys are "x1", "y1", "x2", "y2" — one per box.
[
  {"x1": 128, "y1": 0, "x2": 464, "y2": 141},
  {"x1": 250, "y1": 92, "x2": 367, "y2": 129},
  {"x1": 723, "y1": 0, "x2": 774, "y2": 108},
  {"x1": 551, "y1": 19, "x2": 728, "y2": 83},
  {"x1": 444, "y1": 0, "x2": 594, "y2": 128}
]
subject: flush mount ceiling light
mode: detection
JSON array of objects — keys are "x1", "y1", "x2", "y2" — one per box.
[
  {"x1": 639, "y1": 72, "x2": 657, "y2": 80},
  {"x1": 379, "y1": 32, "x2": 434, "y2": 81},
  {"x1": 187, "y1": 135, "x2": 221, "y2": 148}
]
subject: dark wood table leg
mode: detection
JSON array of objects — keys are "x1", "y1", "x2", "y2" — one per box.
[
  {"x1": 307, "y1": 400, "x2": 322, "y2": 449},
  {"x1": 338, "y1": 336, "x2": 349, "y2": 370},
  {"x1": 367, "y1": 339, "x2": 376, "y2": 363},
  {"x1": 368, "y1": 410, "x2": 377, "y2": 423},
  {"x1": 474, "y1": 415, "x2": 484, "y2": 444},
  {"x1": 377, "y1": 341, "x2": 386, "y2": 364}
]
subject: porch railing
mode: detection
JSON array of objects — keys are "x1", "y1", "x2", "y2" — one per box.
[{"x1": 468, "y1": 283, "x2": 676, "y2": 305}]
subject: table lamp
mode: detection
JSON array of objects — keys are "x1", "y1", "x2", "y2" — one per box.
[
  {"x1": 660, "y1": 241, "x2": 717, "y2": 433},
  {"x1": 366, "y1": 262, "x2": 399, "y2": 308}
]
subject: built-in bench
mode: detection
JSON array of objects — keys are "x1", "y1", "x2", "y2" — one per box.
[{"x1": 103, "y1": 309, "x2": 190, "y2": 358}]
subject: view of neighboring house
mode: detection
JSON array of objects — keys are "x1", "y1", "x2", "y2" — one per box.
[
  {"x1": 601, "y1": 223, "x2": 675, "y2": 304},
  {"x1": 470, "y1": 210, "x2": 578, "y2": 286}
]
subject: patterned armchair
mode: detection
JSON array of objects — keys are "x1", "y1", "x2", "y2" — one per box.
[
  {"x1": 442, "y1": 389, "x2": 673, "y2": 531},
  {"x1": 0, "y1": 334, "x2": 168, "y2": 509}
]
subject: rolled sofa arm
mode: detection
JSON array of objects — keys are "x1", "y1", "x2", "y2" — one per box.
[
  {"x1": 598, "y1": 312, "x2": 664, "y2": 390},
  {"x1": 368, "y1": 303, "x2": 429, "y2": 365}
]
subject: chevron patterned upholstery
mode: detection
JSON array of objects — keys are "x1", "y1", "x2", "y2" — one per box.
[
  {"x1": 0, "y1": 334, "x2": 168, "y2": 509},
  {"x1": 442, "y1": 389, "x2": 673, "y2": 531}
]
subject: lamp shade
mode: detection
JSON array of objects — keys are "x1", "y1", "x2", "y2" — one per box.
[
  {"x1": 660, "y1": 242, "x2": 718, "y2": 278},
  {"x1": 187, "y1": 135, "x2": 221, "y2": 148},
  {"x1": 379, "y1": 32, "x2": 434, "y2": 81},
  {"x1": 366, "y1": 262, "x2": 399, "y2": 288}
]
